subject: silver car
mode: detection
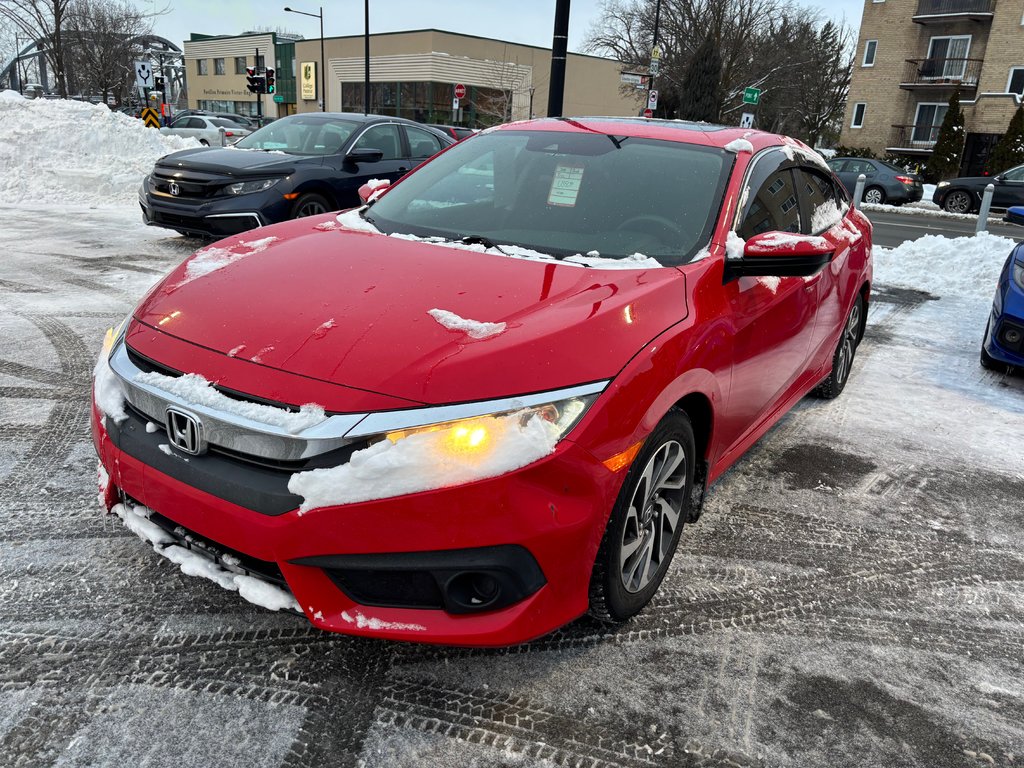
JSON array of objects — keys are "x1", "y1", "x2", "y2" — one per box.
[{"x1": 160, "y1": 115, "x2": 251, "y2": 146}]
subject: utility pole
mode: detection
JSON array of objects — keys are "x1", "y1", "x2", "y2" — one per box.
[
  {"x1": 363, "y1": 0, "x2": 370, "y2": 114},
  {"x1": 256, "y1": 46, "x2": 264, "y2": 127},
  {"x1": 648, "y1": 0, "x2": 662, "y2": 118},
  {"x1": 547, "y1": 0, "x2": 570, "y2": 117}
]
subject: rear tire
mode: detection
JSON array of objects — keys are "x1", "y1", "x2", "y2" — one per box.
[
  {"x1": 863, "y1": 186, "x2": 886, "y2": 205},
  {"x1": 588, "y1": 410, "x2": 695, "y2": 623},
  {"x1": 814, "y1": 295, "x2": 865, "y2": 399}
]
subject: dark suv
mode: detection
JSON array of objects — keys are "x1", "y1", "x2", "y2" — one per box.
[{"x1": 139, "y1": 113, "x2": 453, "y2": 238}]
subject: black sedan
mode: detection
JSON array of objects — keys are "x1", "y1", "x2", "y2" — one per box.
[
  {"x1": 826, "y1": 157, "x2": 924, "y2": 206},
  {"x1": 139, "y1": 113, "x2": 454, "y2": 238},
  {"x1": 933, "y1": 164, "x2": 1024, "y2": 214}
]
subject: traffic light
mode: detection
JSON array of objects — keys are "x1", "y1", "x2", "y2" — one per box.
[
  {"x1": 265, "y1": 68, "x2": 275, "y2": 95},
  {"x1": 153, "y1": 75, "x2": 165, "y2": 94},
  {"x1": 245, "y1": 66, "x2": 263, "y2": 94}
]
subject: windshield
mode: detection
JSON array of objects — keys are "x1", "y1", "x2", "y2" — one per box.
[
  {"x1": 234, "y1": 115, "x2": 358, "y2": 155},
  {"x1": 366, "y1": 129, "x2": 731, "y2": 265}
]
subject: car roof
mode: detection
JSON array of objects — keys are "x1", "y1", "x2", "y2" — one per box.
[{"x1": 488, "y1": 116, "x2": 810, "y2": 153}]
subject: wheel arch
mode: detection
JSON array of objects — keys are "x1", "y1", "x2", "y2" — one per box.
[{"x1": 290, "y1": 182, "x2": 339, "y2": 211}]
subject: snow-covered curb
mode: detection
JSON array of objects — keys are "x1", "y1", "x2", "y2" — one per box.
[{"x1": 863, "y1": 202, "x2": 1003, "y2": 224}]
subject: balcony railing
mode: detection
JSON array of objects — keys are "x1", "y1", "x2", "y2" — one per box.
[
  {"x1": 900, "y1": 58, "x2": 983, "y2": 89},
  {"x1": 913, "y1": 0, "x2": 995, "y2": 22},
  {"x1": 888, "y1": 124, "x2": 943, "y2": 152}
]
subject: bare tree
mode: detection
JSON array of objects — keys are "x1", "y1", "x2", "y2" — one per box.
[
  {"x1": 0, "y1": 0, "x2": 72, "y2": 96},
  {"x1": 584, "y1": 0, "x2": 853, "y2": 145},
  {"x1": 64, "y1": 0, "x2": 151, "y2": 104}
]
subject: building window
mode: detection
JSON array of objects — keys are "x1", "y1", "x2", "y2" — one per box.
[
  {"x1": 912, "y1": 103, "x2": 948, "y2": 143},
  {"x1": 196, "y1": 59, "x2": 208, "y2": 76},
  {"x1": 925, "y1": 36, "x2": 971, "y2": 79},
  {"x1": 851, "y1": 102, "x2": 866, "y2": 128},
  {"x1": 863, "y1": 40, "x2": 877, "y2": 67},
  {"x1": 235, "y1": 56, "x2": 247, "y2": 75},
  {"x1": 214, "y1": 58, "x2": 225, "y2": 75},
  {"x1": 1007, "y1": 68, "x2": 1024, "y2": 95}
]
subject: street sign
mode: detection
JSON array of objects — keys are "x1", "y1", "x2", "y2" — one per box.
[
  {"x1": 742, "y1": 87, "x2": 761, "y2": 106},
  {"x1": 454, "y1": 83, "x2": 466, "y2": 99},
  {"x1": 643, "y1": 108, "x2": 653, "y2": 119},
  {"x1": 134, "y1": 60, "x2": 153, "y2": 89},
  {"x1": 273, "y1": 94, "x2": 284, "y2": 103},
  {"x1": 647, "y1": 89, "x2": 659, "y2": 110},
  {"x1": 452, "y1": 97, "x2": 460, "y2": 110},
  {"x1": 739, "y1": 112, "x2": 755, "y2": 129},
  {"x1": 140, "y1": 107, "x2": 160, "y2": 128},
  {"x1": 620, "y1": 72, "x2": 643, "y2": 86},
  {"x1": 651, "y1": 45, "x2": 662, "y2": 61},
  {"x1": 649, "y1": 59, "x2": 661, "y2": 76}
]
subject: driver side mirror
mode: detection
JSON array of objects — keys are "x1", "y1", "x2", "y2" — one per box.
[
  {"x1": 994, "y1": 174, "x2": 1005, "y2": 183},
  {"x1": 347, "y1": 147, "x2": 384, "y2": 163},
  {"x1": 725, "y1": 231, "x2": 834, "y2": 279}
]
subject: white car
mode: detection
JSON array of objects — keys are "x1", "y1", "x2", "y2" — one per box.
[{"x1": 161, "y1": 116, "x2": 251, "y2": 146}]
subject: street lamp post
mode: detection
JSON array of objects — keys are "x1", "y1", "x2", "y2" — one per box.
[
  {"x1": 529, "y1": 86, "x2": 535, "y2": 119},
  {"x1": 14, "y1": 35, "x2": 28, "y2": 95},
  {"x1": 284, "y1": 5, "x2": 325, "y2": 112}
]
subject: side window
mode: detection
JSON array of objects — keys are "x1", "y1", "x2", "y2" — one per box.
[
  {"x1": 354, "y1": 124, "x2": 402, "y2": 160},
  {"x1": 186, "y1": 118, "x2": 205, "y2": 129},
  {"x1": 827, "y1": 159, "x2": 846, "y2": 173},
  {"x1": 405, "y1": 126, "x2": 444, "y2": 159},
  {"x1": 1002, "y1": 165, "x2": 1024, "y2": 181},
  {"x1": 795, "y1": 168, "x2": 846, "y2": 234},
  {"x1": 738, "y1": 167, "x2": 801, "y2": 239},
  {"x1": 846, "y1": 159, "x2": 873, "y2": 174}
]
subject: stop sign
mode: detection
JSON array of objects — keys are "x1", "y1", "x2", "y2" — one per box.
[
  {"x1": 454, "y1": 83, "x2": 466, "y2": 99},
  {"x1": 643, "y1": 108, "x2": 653, "y2": 118}
]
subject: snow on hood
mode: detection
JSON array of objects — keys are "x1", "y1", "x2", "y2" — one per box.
[
  {"x1": 0, "y1": 92, "x2": 199, "y2": 205},
  {"x1": 133, "y1": 217, "x2": 688, "y2": 405}
]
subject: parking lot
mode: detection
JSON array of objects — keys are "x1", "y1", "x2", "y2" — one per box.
[{"x1": 2, "y1": 204, "x2": 1023, "y2": 767}]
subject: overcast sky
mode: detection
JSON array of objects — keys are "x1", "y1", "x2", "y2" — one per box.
[{"x1": 146, "y1": 0, "x2": 867, "y2": 52}]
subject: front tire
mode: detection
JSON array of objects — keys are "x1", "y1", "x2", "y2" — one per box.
[
  {"x1": 292, "y1": 192, "x2": 331, "y2": 219},
  {"x1": 814, "y1": 294, "x2": 864, "y2": 399},
  {"x1": 588, "y1": 411, "x2": 695, "y2": 623},
  {"x1": 943, "y1": 190, "x2": 973, "y2": 214}
]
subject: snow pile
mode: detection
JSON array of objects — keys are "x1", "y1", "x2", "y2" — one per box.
[
  {"x1": 873, "y1": 231, "x2": 1015, "y2": 300},
  {"x1": 810, "y1": 199, "x2": 845, "y2": 232},
  {"x1": 0, "y1": 90, "x2": 199, "y2": 205},
  {"x1": 428, "y1": 308, "x2": 506, "y2": 339},
  {"x1": 288, "y1": 412, "x2": 560, "y2": 512},
  {"x1": 181, "y1": 236, "x2": 279, "y2": 283},
  {"x1": 111, "y1": 500, "x2": 300, "y2": 612},
  {"x1": 726, "y1": 231, "x2": 746, "y2": 260},
  {"x1": 564, "y1": 251, "x2": 663, "y2": 269},
  {"x1": 93, "y1": 346, "x2": 128, "y2": 424},
  {"x1": 341, "y1": 610, "x2": 425, "y2": 632},
  {"x1": 752, "y1": 232, "x2": 830, "y2": 251},
  {"x1": 134, "y1": 370, "x2": 327, "y2": 433}
]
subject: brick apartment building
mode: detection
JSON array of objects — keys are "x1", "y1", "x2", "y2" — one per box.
[{"x1": 839, "y1": 0, "x2": 1023, "y2": 174}]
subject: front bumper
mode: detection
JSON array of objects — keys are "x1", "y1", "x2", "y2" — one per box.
[
  {"x1": 984, "y1": 308, "x2": 1024, "y2": 367},
  {"x1": 92, "y1": 398, "x2": 622, "y2": 646},
  {"x1": 138, "y1": 186, "x2": 292, "y2": 238}
]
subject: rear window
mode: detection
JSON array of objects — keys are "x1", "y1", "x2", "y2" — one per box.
[{"x1": 366, "y1": 130, "x2": 732, "y2": 265}]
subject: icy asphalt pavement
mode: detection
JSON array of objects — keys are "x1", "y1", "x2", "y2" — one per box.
[{"x1": 1, "y1": 205, "x2": 1023, "y2": 768}]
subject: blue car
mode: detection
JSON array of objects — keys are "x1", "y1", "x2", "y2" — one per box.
[{"x1": 981, "y1": 243, "x2": 1024, "y2": 370}]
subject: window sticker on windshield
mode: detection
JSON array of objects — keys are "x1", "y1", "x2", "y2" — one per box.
[{"x1": 548, "y1": 164, "x2": 585, "y2": 207}]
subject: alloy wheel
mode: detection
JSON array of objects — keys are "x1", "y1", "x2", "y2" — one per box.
[
  {"x1": 834, "y1": 300, "x2": 862, "y2": 386},
  {"x1": 619, "y1": 440, "x2": 688, "y2": 593},
  {"x1": 945, "y1": 191, "x2": 972, "y2": 214},
  {"x1": 296, "y1": 200, "x2": 328, "y2": 217},
  {"x1": 864, "y1": 188, "x2": 884, "y2": 205}
]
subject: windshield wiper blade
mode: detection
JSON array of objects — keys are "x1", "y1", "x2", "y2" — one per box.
[{"x1": 460, "y1": 234, "x2": 511, "y2": 256}]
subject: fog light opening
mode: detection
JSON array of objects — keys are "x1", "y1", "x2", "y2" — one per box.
[
  {"x1": 446, "y1": 571, "x2": 502, "y2": 611},
  {"x1": 1003, "y1": 328, "x2": 1022, "y2": 346}
]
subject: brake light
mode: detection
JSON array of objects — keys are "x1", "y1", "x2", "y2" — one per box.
[
  {"x1": 895, "y1": 175, "x2": 914, "y2": 184},
  {"x1": 225, "y1": 131, "x2": 234, "y2": 137}
]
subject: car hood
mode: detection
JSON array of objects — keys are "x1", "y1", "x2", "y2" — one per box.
[
  {"x1": 132, "y1": 216, "x2": 689, "y2": 406},
  {"x1": 156, "y1": 147, "x2": 310, "y2": 175}
]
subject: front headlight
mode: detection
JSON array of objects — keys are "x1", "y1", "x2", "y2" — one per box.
[
  {"x1": 937, "y1": 181, "x2": 951, "y2": 188},
  {"x1": 102, "y1": 314, "x2": 131, "y2": 356},
  {"x1": 287, "y1": 388, "x2": 603, "y2": 511},
  {"x1": 225, "y1": 178, "x2": 281, "y2": 195},
  {"x1": 1013, "y1": 260, "x2": 1024, "y2": 291}
]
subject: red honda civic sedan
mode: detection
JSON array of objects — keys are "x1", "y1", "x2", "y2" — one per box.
[{"x1": 92, "y1": 117, "x2": 872, "y2": 646}]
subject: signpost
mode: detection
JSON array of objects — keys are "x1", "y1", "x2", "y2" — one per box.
[
  {"x1": 742, "y1": 87, "x2": 762, "y2": 106},
  {"x1": 739, "y1": 112, "x2": 755, "y2": 129},
  {"x1": 454, "y1": 83, "x2": 466, "y2": 99},
  {"x1": 643, "y1": 108, "x2": 653, "y2": 119},
  {"x1": 140, "y1": 106, "x2": 160, "y2": 128},
  {"x1": 273, "y1": 94, "x2": 284, "y2": 103},
  {"x1": 647, "y1": 89, "x2": 659, "y2": 110}
]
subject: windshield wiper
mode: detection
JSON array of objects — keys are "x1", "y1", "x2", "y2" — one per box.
[{"x1": 460, "y1": 234, "x2": 512, "y2": 256}]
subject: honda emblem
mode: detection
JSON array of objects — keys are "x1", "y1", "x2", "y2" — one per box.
[
  {"x1": 169, "y1": 181, "x2": 180, "y2": 196},
  {"x1": 165, "y1": 407, "x2": 205, "y2": 455}
]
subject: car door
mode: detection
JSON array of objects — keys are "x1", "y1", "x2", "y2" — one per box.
[
  {"x1": 793, "y1": 166, "x2": 861, "y2": 369},
  {"x1": 993, "y1": 164, "x2": 1024, "y2": 207},
  {"x1": 327, "y1": 123, "x2": 410, "y2": 209},
  {"x1": 725, "y1": 152, "x2": 819, "y2": 440},
  {"x1": 403, "y1": 124, "x2": 447, "y2": 169}
]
